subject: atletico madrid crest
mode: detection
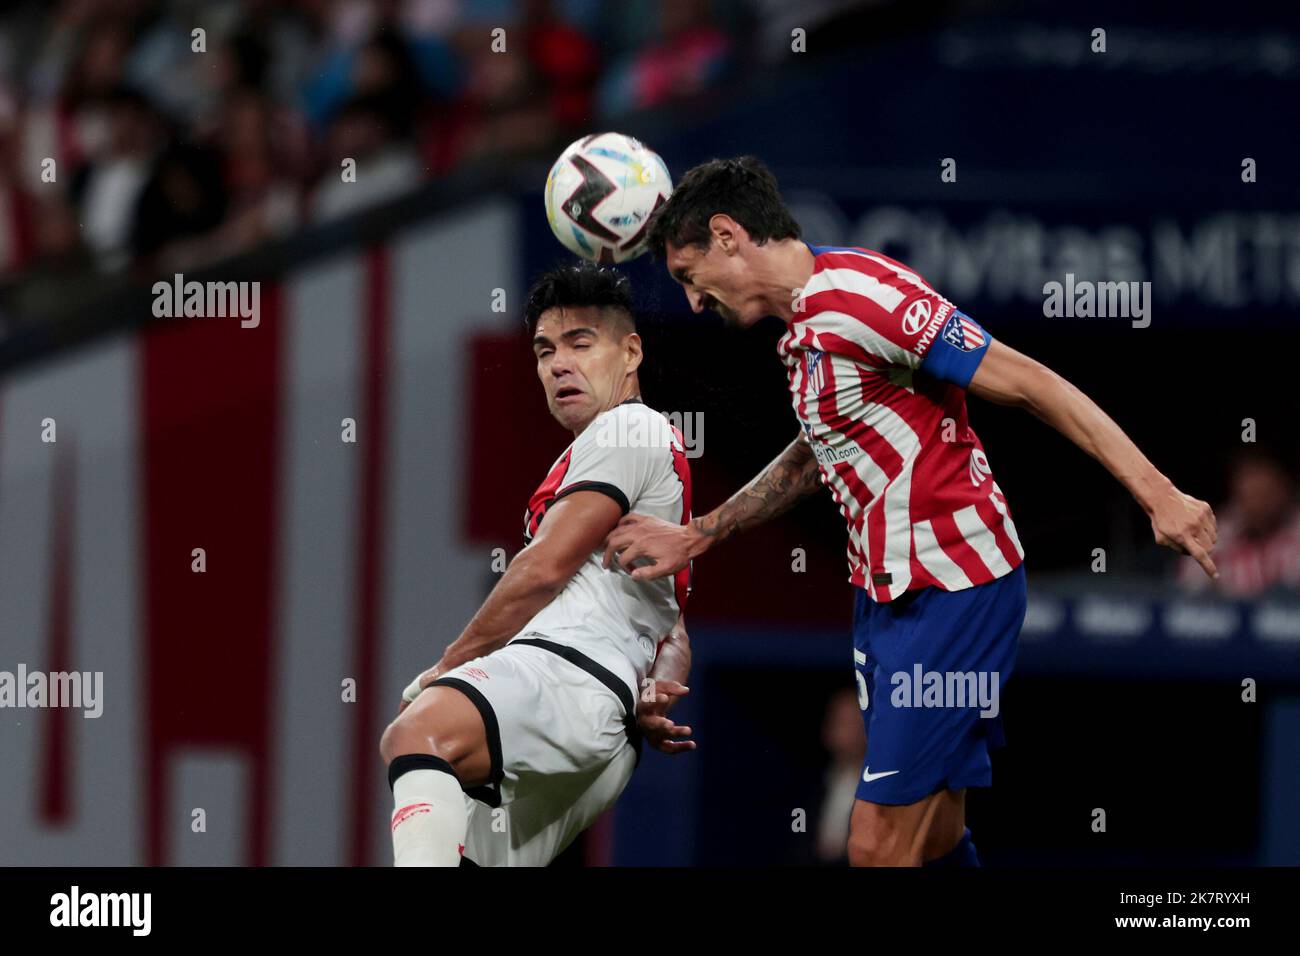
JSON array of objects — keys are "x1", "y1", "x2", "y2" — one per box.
[
  {"x1": 941, "y1": 311, "x2": 986, "y2": 352},
  {"x1": 805, "y1": 348, "x2": 827, "y2": 394}
]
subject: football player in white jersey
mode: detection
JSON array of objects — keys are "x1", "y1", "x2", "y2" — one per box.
[{"x1": 380, "y1": 262, "x2": 695, "y2": 867}]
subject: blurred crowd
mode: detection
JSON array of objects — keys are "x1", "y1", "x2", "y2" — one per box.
[
  {"x1": 2, "y1": 1, "x2": 1295, "y2": 599},
  {"x1": 1176, "y1": 447, "x2": 1300, "y2": 599},
  {"x1": 0, "y1": 0, "x2": 756, "y2": 318}
]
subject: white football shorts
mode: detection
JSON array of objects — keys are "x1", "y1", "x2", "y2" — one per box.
[{"x1": 429, "y1": 637, "x2": 641, "y2": 866}]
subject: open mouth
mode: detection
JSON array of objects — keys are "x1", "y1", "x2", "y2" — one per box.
[{"x1": 555, "y1": 386, "x2": 583, "y2": 401}]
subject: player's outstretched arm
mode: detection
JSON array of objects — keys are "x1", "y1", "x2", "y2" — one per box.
[
  {"x1": 402, "y1": 491, "x2": 624, "y2": 704},
  {"x1": 603, "y1": 431, "x2": 821, "y2": 580},
  {"x1": 968, "y1": 339, "x2": 1219, "y2": 579},
  {"x1": 638, "y1": 614, "x2": 695, "y2": 754}
]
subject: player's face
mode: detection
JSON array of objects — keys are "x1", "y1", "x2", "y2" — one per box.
[
  {"x1": 532, "y1": 306, "x2": 639, "y2": 432},
  {"x1": 665, "y1": 239, "x2": 766, "y2": 328}
]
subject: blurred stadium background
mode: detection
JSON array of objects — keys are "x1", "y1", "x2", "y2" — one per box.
[{"x1": 0, "y1": 0, "x2": 1297, "y2": 866}]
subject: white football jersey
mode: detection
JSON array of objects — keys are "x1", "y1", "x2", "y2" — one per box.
[{"x1": 517, "y1": 400, "x2": 692, "y2": 691}]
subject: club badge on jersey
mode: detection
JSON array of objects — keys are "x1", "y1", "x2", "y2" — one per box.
[
  {"x1": 805, "y1": 348, "x2": 827, "y2": 395},
  {"x1": 940, "y1": 311, "x2": 986, "y2": 352}
]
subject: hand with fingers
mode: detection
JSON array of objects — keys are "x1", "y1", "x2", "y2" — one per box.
[
  {"x1": 637, "y1": 679, "x2": 695, "y2": 755},
  {"x1": 397, "y1": 659, "x2": 449, "y2": 715},
  {"x1": 1150, "y1": 484, "x2": 1219, "y2": 580},
  {"x1": 603, "y1": 513, "x2": 699, "y2": 581}
]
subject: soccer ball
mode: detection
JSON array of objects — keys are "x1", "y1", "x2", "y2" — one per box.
[{"x1": 544, "y1": 132, "x2": 673, "y2": 264}]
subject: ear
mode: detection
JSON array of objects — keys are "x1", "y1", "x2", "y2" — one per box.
[
  {"x1": 709, "y1": 213, "x2": 743, "y2": 254},
  {"x1": 623, "y1": 331, "x2": 643, "y2": 374}
]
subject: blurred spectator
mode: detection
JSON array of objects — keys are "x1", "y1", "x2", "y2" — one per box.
[
  {"x1": 162, "y1": 89, "x2": 301, "y2": 269},
  {"x1": 815, "y1": 686, "x2": 865, "y2": 864},
  {"x1": 431, "y1": 26, "x2": 553, "y2": 168},
  {"x1": 131, "y1": 137, "x2": 227, "y2": 268},
  {"x1": 121, "y1": 0, "x2": 243, "y2": 126},
  {"x1": 68, "y1": 86, "x2": 166, "y2": 272},
  {"x1": 1177, "y1": 448, "x2": 1300, "y2": 597},
  {"x1": 22, "y1": 13, "x2": 136, "y2": 189},
  {"x1": 311, "y1": 93, "x2": 423, "y2": 222},
  {"x1": 213, "y1": 89, "x2": 301, "y2": 239},
  {"x1": 303, "y1": 23, "x2": 455, "y2": 133},
  {"x1": 521, "y1": 0, "x2": 599, "y2": 130},
  {"x1": 597, "y1": 0, "x2": 734, "y2": 117}
]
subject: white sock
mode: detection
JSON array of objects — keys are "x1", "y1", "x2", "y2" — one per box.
[{"x1": 390, "y1": 766, "x2": 469, "y2": 867}]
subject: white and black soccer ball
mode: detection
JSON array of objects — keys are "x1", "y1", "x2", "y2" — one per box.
[{"x1": 544, "y1": 132, "x2": 673, "y2": 264}]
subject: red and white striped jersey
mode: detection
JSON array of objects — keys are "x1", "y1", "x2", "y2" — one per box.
[{"x1": 779, "y1": 245, "x2": 1024, "y2": 602}]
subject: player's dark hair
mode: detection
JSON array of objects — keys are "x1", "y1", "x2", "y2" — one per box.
[
  {"x1": 523, "y1": 261, "x2": 636, "y2": 335},
  {"x1": 645, "y1": 155, "x2": 801, "y2": 258}
]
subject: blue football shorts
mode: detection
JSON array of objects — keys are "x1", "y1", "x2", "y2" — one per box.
[{"x1": 851, "y1": 564, "x2": 1027, "y2": 805}]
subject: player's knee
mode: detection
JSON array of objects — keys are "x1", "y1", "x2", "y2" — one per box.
[
  {"x1": 378, "y1": 719, "x2": 405, "y2": 766},
  {"x1": 380, "y1": 702, "x2": 476, "y2": 772},
  {"x1": 847, "y1": 817, "x2": 920, "y2": 867},
  {"x1": 380, "y1": 711, "x2": 448, "y2": 767}
]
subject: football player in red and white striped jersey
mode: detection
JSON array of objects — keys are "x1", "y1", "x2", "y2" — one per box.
[{"x1": 604, "y1": 156, "x2": 1218, "y2": 867}]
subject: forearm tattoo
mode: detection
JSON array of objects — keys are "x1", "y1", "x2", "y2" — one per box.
[{"x1": 696, "y1": 437, "x2": 821, "y2": 545}]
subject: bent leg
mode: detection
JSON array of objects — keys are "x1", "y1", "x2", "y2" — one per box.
[
  {"x1": 380, "y1": 684, "x2": 493, "y2": 785},
  {"x1": 380, "y1": 685, "x2": 492, "y2": 866},
  {"x1": 473, "y1": 743, "x2": 638, "y2": 867}
]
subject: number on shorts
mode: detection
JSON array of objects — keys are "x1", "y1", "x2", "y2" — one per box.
[{"x1": 853, "y1": 648, "x2": 869, "y2": 711}]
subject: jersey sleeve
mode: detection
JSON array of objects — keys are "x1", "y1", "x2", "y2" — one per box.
[
  {"x1": 916, "y1": 308, "x2": 992, "y2": 389},
  {"x1": 802, "y1": 270, "x2": 991, "y2": 388},
  {"x1": 554, "y1": 405, "x2": 673, "y2": 514}
]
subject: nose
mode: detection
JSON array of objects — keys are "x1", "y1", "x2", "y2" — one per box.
[
  {"x1": 686, "y1": 287, "x2": 705, "y2": 314},
  {"x1": 550, "y1": 350, "x2": 574, "y2": 378}
]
